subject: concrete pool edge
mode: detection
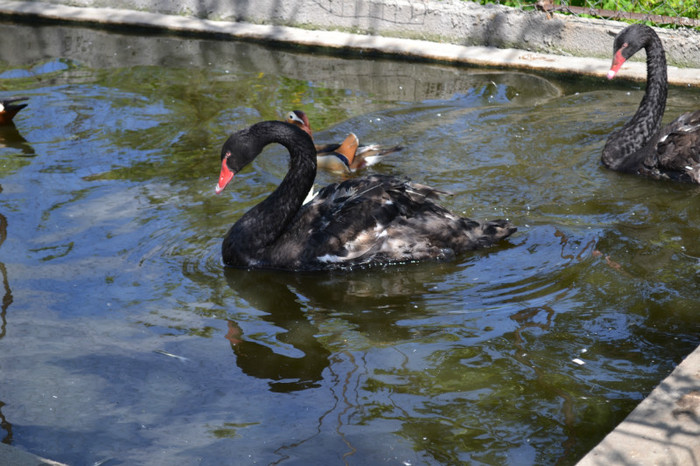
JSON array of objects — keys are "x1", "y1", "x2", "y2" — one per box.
[
  {"x1": 0, "y1": 1, "x2": 698, "y2": 464},
  {"x1": 576, "y1": 344, "x2": 700, "y2": 465},
  {"x1": 0, "y1": 442, "x2": 68, "y2": 466},
  {"x1": 0, "y1": 0, "x2": 700, "y2": 86}
]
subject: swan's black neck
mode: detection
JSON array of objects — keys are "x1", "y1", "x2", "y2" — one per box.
[
  {"x1": 602, "y1": 29, "x2": 667, "y2": 172},
  {"x1": 222, "y1": 121, "x2": 316, "y2": 266}
]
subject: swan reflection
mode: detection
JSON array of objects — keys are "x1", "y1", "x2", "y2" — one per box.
[{"x1": 222, "y1": 262, "x2": 459, "y2": 393}]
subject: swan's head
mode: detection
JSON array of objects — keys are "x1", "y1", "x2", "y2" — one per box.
[
  {"x1": 285, "y1": 110, "x2": 313, "y2": 136},
  {"x1": 215, "y1": 126, "x2": 263, "y2": 194},
  {"x1": 608, "y1": 24, "x2": 655, "y2": 80},
  {"x1": 215, "y1": 121, "x2": 316, "y2": 194}
]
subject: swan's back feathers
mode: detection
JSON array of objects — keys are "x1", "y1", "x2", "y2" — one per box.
[
  {"x1": 265, "y1": 174, "x2": 515, "y2": 271},
  {"x1": 652, "y1": 110, "x2": 700, "y2": 183}
]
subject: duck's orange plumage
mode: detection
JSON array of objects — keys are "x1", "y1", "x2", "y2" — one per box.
[{"x1": 285, "y1": 110, "x2": 402, "y2": 173}]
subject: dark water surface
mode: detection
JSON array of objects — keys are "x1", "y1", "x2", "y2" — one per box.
[{"x1": 0, "y1": 22, "x2": 698, "y2": 465}]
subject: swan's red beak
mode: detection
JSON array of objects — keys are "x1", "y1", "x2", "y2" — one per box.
[
  {"x1": 608, "y1": 49, "x2": 626, "y2": 80},
  {"x1": 216, "y1": 156, "x2": 234, "y2": 194}
]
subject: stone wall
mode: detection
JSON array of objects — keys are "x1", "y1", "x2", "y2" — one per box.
[{"x1": 3, "y1": 0, "x2": 700, "y2": 68}]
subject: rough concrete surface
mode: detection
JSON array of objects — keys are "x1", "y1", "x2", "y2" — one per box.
[
  {"x1": 14, "y1": 0, "x2": 700, "y2": 68},
  {"x1": 576, "y1": 347, "x2": 700, "y2": 466},
  {"x1": 0, "y1": 0, "x2": 699, "y2": 86},
  {"x1": 0, "y1": 442, "x2": 67, "y2": 465}
]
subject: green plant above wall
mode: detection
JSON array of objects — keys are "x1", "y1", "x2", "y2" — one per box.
[{"x1": 474, "y1": 0, "x2": 700, "y2": 28}]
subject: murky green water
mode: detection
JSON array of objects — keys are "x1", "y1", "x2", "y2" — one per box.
[{"x1": 0, "y1": 22, "x2": 698, "y2": 465}]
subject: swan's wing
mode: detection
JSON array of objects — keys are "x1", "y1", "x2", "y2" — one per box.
[
  {"x1": 302, "y1": 185, "x2": 318, "y2": 205},
  {"x1": 654, "y1": 110, "x2": 700, "y2": 183},
  {"x1": 284, "y1": 174, "x2": 513, "y2": 269},
  {"x1": 309, "y1": 177, "x2": 453, "y2": 266}
]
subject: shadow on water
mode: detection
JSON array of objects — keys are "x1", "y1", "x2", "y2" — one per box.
[
  {"x1": 0, "y1": 124, "x2": 34, "y2": 157},
  {"x1": 223, "y1": 268, "x2": 332, "y2": 393},
  {"x1": 220, "y1": 261, "x2": 455, "y2": 393}
]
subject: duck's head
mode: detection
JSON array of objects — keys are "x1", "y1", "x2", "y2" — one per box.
[{"x1": 285, "y1": 110, "x2": 313, "y2": 136}]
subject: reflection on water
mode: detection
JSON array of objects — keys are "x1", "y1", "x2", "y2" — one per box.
[
  {"x1": 0, "y1": 20, "x2": 698, "y2": 466},
  {"x1": 224, "y1": 269, "x2": 332, "y2": 392},
  {"x1": 0, "y1": 124, "x2": 34, "y2": 157},
  {"x1": 0, "y1": 188, "x2": 13, "y2": 445},
  {"x1": 0, "y1": 209, "x2": 10, "y2": 338}
]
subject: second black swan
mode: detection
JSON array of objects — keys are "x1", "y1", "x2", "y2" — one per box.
[
  {"x1": 602, "y1": 24, "x2": 700, "y2": 183},
  {"x1": 215, "y1": 120, "x2": 516, "y2": 271}
]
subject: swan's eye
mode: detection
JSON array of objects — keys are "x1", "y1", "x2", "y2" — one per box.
[{"x1": 224, "y1": 151, "x2": 231, "y2": 159}]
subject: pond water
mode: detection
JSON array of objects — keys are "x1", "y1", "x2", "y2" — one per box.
[{"x1": 0, "y1": 21, "x2": 698, "y2": 466}]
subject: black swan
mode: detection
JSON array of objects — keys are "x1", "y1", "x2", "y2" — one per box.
[
  {"x1": 286, "y1": 110, "x2": 403, "y2": 173},
  {"x1": 0, "y1": 97, "x2": 28, "y2": 126},
  {"x1": 602, "y1": 24, "x2": 700, "y2": 183},
  {"x1": 215, "y1": 120, "x2": 515, "y2": 271}
]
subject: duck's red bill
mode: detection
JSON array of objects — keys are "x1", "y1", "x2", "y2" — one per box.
[{"x1": 215, "y1": 158, "x2": 234, "y2": 194}]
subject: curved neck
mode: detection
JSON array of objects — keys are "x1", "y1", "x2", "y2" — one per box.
[
  {"x1": 223, "y1": 122, "x2": 316, "y2": 265},
  {"x1": 602, "y1": 33, "x2": 667, "y2": 171}
]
